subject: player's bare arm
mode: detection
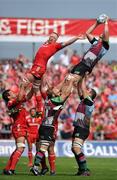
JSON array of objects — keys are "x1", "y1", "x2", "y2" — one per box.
[
  {"x1": 85, "y1": 21, "x2": 99, "y2": 42},
  {"x1": 77, "y1": 78, "x2": 83, "y2": 97},
  {"x1": 102, "y1": 17, "x2": 109, "y2": 42},
  {"x1": 18, "y1": 84, "x2": 33, "y2": 101},
  {"x1": 61, "y1": 34, "x2": 85, "y2": 48}
]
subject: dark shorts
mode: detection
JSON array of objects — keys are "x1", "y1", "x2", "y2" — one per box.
[
  {"x1": 70, "y1": 61, "x2": 91, "y2": 76},
  {"x1": 39, "y1": 125, "x2": 54, "y2": 142},
  {"x1": 72, "y1": 126, "x2": 89, "y2": 140}
]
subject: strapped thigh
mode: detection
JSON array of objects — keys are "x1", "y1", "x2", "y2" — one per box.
[
  {"x1": 72, "y1": 140, "x2": 83, "y2": 149},
  {"x1": 39, "y1": 140, "x2": 50, "y2": 152}
]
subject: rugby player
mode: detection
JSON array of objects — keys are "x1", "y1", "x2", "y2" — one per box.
[
  {"x1": 72, "y1": 75, "x2": 97, "y2": 176},
  {"x1": 30, "y1": 75, "x2": 74, "y2": 176},
  {"x1": 53, "y1": 16, "x2": 109, "y2": 97},
  {"x1": 21, "y1": 32, "x2": 84, "y2": 111},
  {"x1": 26, "y1": 107, "x2": 43, "y2": 167},
  {"x1": 2, "y1": 85, "x2": 33, "y2": 175}
]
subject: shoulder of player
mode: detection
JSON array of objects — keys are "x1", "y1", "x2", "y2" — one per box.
[
  {"x1": 83, "y1": 96, "x2": 94, "y2": 106},
  {"x1": 102, "y1": 40, "x2": 110, "y2": 50}
]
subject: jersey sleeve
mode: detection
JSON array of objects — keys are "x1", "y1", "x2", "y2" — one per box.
[
  {"x1": 56, "y1": 42, "x2": 62, "y2": 50},
  {"x1": 90, "y1": 37, "x2": 98, "y2": 45},
  {"x1": 102, "y1": 41, "x2": 109, "y2": 50},
  {"x1": 84, "y1": 96, "x2": 94, "y2": 106},
  {"x1": 79, "y1": 95, "x2": 84, "y2": 100}
]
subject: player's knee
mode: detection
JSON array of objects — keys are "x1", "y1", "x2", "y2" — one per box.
[
  {"x1": 48, "y1": 146, "x2": 54, "y2": 154},
  {"x1": 17, "y1": 142, "x2": 25, "y2": 152},
  {"x1": 33, "y1": 81, "x2": 41, "y2": 92},
  {"x1": 23, "y1": 73, "x2": 34, "y2": 85},
  {"x1": 40, "y1": 146, "x2": 47, "y2": 153},
  {"x1": 40, "y1": 141, "x2": 50, "y2": 153},
  {"x1": 72, "y1": 141, "x2": 82, "y2": 154}
]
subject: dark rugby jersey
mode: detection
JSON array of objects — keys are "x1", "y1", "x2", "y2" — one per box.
[
  {"x1": 82, "y1": 38, "x2": 109, "y2": 69},
  {"x1": 73, "y1": 96, "x2": 94, "y2": 129},
  {"x1": 42, "y1": 96, "x2": 64, "y2": 127}
]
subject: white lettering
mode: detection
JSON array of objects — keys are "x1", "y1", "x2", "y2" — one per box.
[
  {"x1": 0, "y1": 19, "x2": 11, "y2": 34},
  {"x1": 84, "y1": 143, "x2": 95, "y2": 156},
  {"x1": 58, "y1": 20, "x2": 69, "y2": 35},
  {"x1": 32, "y1": 20, "x2": 44, "y2": 35},
  {"x1": 0, "y1": 146, "x2": 15, "y2": 155},
  {"x1": 17, "y1": 19, "x2": 27, "y2": 34},
  {"x1": 27, "y1": 19, "x2": 32, "y2": 35},
  {"x1": 109, "y1": 146, "x2": 117, "y2": 156},
  {"x1": 103, "y1": 146, "x2": 110, "y2": 156},
  {"x1": 95, "y1": 146, "x2": 104, "y2": 156},
  {"x1": 44, "y1": 20, "x2": 57, "y2": 35}
]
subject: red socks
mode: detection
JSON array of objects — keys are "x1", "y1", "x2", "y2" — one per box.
[
  {"x1": 28, "y1": 151, "x2": 33, "y2": 166},
  {"x1": 48, "y1": 153, "x2": 56, "y2": 172},
  {"x1": 5, "y1": 149, "x2": 23, "y2": 170}
]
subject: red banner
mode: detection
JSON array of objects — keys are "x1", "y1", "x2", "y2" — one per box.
[{"x1": 0, "y1": 17, "x2": 117, "y2": 37}]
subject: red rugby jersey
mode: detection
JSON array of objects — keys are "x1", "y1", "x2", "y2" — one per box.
[
  {"x1": 26, "y1": 114, "x2": 42, "y2": 134},
  {"x1": 7, "y1": 97, "x2": 27, "y2": 128},
  {"x1": 33, "y1": 42, "x2": 62, "y2": 69}
]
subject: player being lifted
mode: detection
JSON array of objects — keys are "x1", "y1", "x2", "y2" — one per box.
[
  {"x1": 53, "y1": 15, "x2": 109, "y2": 98},
  {"x1": 21, "y1": 32, "x2": 85, "y2": 111}
]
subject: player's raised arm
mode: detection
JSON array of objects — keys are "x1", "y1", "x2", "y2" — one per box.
[
  {"x1": 18, "y1": 84, "x2": 33, "y2": 101},
  {"x1": 61, "y1": 34, "x2": 85, "y2": 48},
  {"x1": 77, "y1": 78, "x2": 83, "y2": 97},
  {"x1": 102, "y1": 17, "x2": 109, "y2": 42},
  {"x1": 85, "y1": 21, "x2": 99, "y2": 43}
]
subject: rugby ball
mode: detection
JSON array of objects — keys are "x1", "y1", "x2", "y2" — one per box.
[{"x1": 97, "y1": 14, "x2": 108, "y2": 23}]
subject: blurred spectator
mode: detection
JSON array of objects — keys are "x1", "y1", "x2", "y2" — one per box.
[
  {"x1": 70, "y1": 50, "x2": 80, "y2": 66},
  {"x1": 59, "y1": 49, "x2": 70, "y2": 67}
]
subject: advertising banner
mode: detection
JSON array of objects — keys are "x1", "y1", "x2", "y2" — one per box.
[
  {"x1": 0, "y1": 140, "x2": 117, "y2": 157},
  {"x1": 0, "y1": 17, "x2": 117, "y2": 43}
]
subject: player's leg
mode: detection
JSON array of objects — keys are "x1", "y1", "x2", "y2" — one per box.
[
  {"x1": 31, "y1": 125, "x2": 55, "y2": 176},
  {"x1": 29, "y1": 65, "x2": 43, "y2": 103},
  {"x1": 22, "y1": 72, "x2": 35, "y2": 89},
  {"x1": 48, "y1": 142, "x2": 56, "y2": 175},
  {"x1": 30, "y1": 140, "x2": 49, "y2": 176},
  {"x1": 3, "y1": 136, "x2": 26, "y2": 175},
  {"x1": 22, "y1": 63, "x2": 44, "y2": 90},
  {"x1": 72, "y1": 127, "x2": 90, "y2": 176},
  {"x1": 30, "y1": 125, "x2": 54, "y2": 176},
  {"x1": 9, "y1": 136, "x2": 26, "y2": 171},
  {"x1": 36, "y1": 139, "x2": 49, "y2": 175},
  {"x1": 40, "y1": 154, "x2": 49, "y2": 175},
  {"x1": 27, "y1": 135, "x2": 33, "y2": 167},
  {"x1": 61, "y1": 61, "x2": 91, "y2": 98}
]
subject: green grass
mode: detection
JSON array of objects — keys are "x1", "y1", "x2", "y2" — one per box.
[{"x1": 0, "y1": 157, "x2": 117, "y2": 180}]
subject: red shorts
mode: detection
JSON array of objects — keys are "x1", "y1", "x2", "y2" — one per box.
[
  {"x1": 27, "y1": 133, "x2": 38, "y2": 144},
  {"x1": 12, "y1": 127, "x2": 27, "y2": 139},
  {"x1": 30, "y1": 64, "x2": 45, "y2": 79}
]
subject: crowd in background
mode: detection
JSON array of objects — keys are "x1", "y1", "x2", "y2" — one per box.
[{"x1": 0, "y1": 50, "x2": 117, "y2": 140}]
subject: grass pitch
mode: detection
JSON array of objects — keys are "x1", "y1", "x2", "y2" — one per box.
[{"x1": 0, "y1": 157, "x2": 117, "y2": 180}]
